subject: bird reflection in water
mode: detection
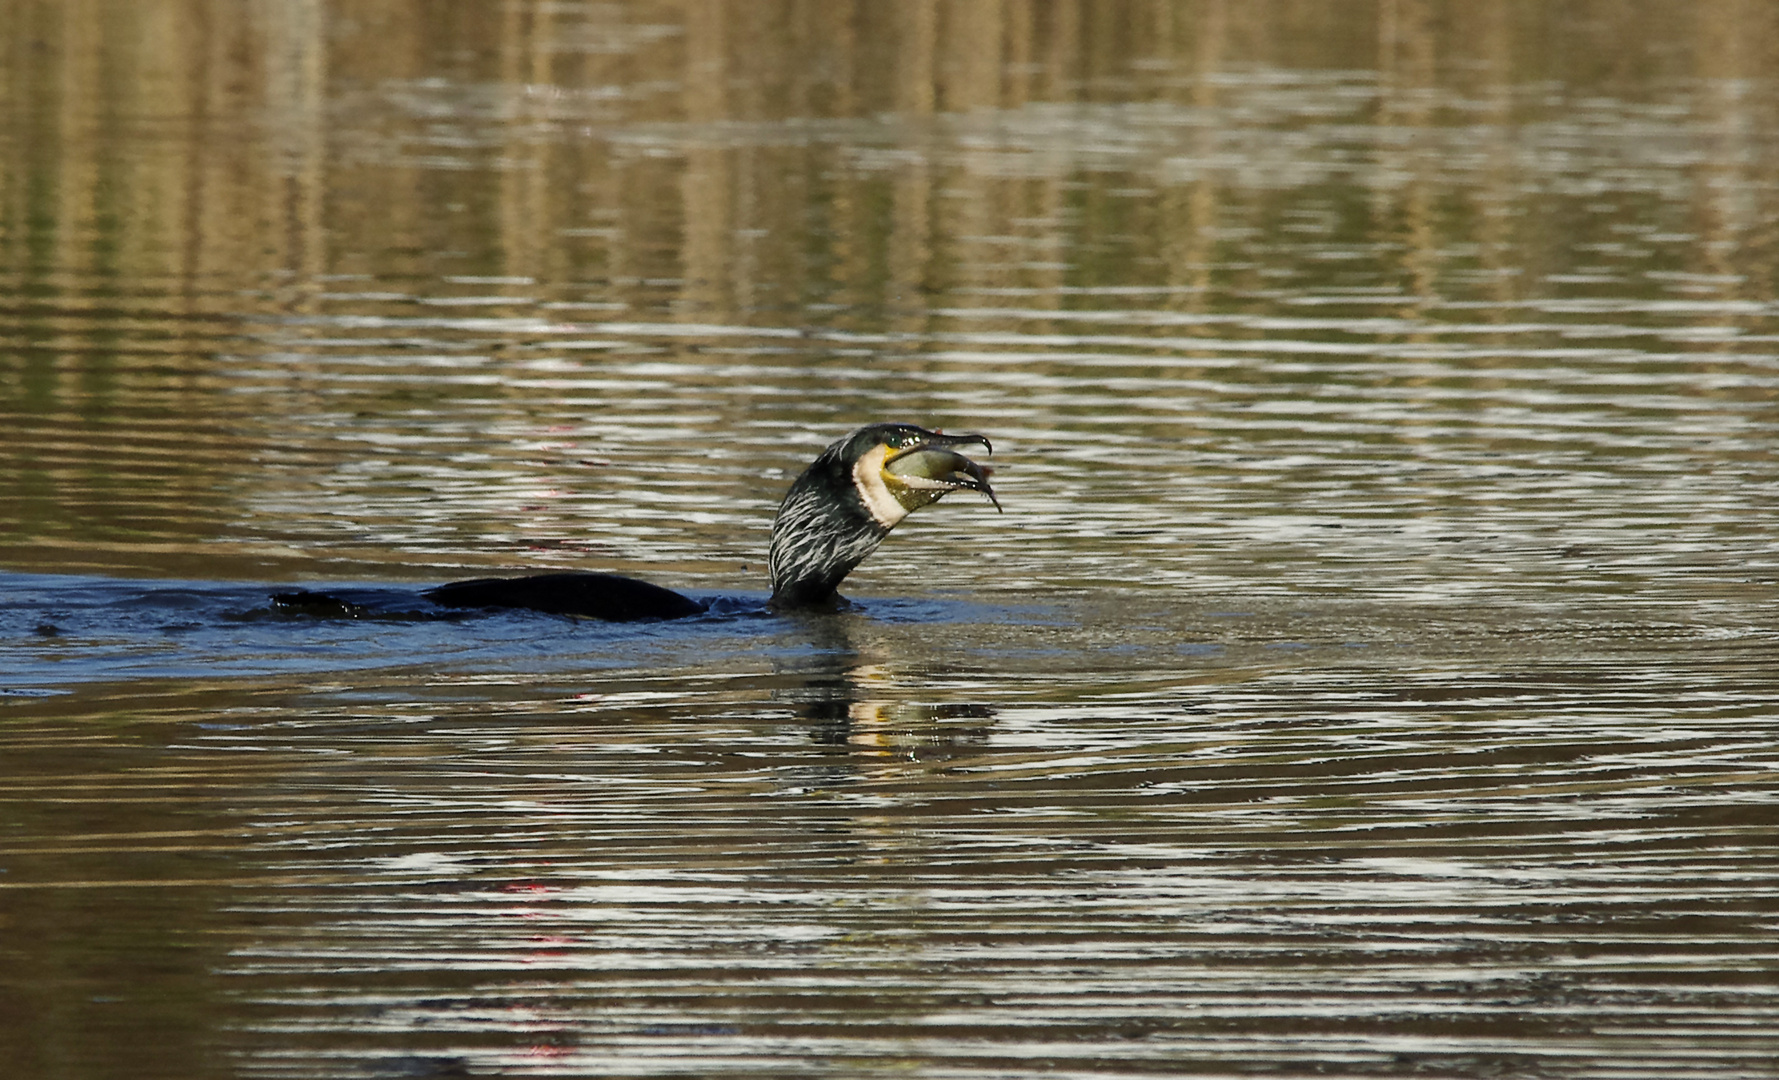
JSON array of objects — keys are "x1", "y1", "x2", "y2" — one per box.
[{"x1": 776, "y1": 614, "x2": 996, "y2": 760}]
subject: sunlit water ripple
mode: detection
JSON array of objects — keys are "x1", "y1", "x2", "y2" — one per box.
[{"x1": 4, "y1": 5, "x2": 1779, "y2": 1078}]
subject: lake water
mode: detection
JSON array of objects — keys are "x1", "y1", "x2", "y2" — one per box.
[{"x1": 3, "y1": 2, "x2": 1778, "y2": 1077}]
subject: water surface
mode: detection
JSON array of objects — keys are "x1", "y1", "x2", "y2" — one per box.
[{"x1": 3, "y1": 2, "x2": 1778, "y2": 1077}]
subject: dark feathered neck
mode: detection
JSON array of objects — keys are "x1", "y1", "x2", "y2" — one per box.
[{"x1": 767, "y1": 443, "x2": 891, "y2": 609}]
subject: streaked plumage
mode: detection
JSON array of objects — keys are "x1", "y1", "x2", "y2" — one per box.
[{"x1": 767, "y1": 424, "x2": 998, "y2": 608}]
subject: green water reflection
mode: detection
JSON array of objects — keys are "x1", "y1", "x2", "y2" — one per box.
[{"x1": 2, "y1": 2, "x2": 1777, "y2": 1078}]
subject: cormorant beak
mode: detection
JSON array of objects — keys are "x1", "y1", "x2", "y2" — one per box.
[{"x1": 883, "y1": 431, "x2": 1002, "y2": 512}]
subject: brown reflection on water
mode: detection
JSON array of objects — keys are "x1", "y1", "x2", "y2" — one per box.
[
  {"x1": 4, "y1": 2, "x2": 1779, "y2": 1078},
  {"x1": 2, "y1": 621, "x2": 1776, "y2": 1076}
]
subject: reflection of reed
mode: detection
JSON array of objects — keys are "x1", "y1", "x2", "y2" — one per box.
[
  {"x1": 1692, "y1": 1, "x2": 1777, "y2": 314},
  {"x1": 1161, "y1": 0, "x2": 1223, "y2": 313},
  {"x1": 1377, "y1": 0, "x2": 1438, "y2": 315},
  {"x1": 9, "y1": 1, "x2": 1778, "y2": 324},
  {"x1": 3, "y1": 0, "x2": 1778, "y2": 578}
]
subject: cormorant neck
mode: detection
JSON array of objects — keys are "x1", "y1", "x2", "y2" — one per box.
[{"x1": 767, "y1": 442, "x2": 892, "y2": 609}]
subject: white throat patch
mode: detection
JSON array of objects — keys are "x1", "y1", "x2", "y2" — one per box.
[{"x1": 852, "y1": 444, "x2": 910, "y2": 528}]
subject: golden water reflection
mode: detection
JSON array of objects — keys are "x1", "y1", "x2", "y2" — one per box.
[
  {"x1": 4, "y1": 0, "x2": 1776, "y2": 587},
  {"x1": 3, "y1": 2, "x2": 1779, "y2": 1078}
]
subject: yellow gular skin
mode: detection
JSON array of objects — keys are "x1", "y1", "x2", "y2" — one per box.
[
  {"x1": 853, "y1": 438, "x2": 995, "y2": 528},
  {"x1": 851, "y1": 443, "x2": 913, "y2": 527}
]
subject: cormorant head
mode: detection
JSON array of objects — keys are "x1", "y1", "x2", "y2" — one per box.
[{"x1": 768, "y1": 423, "x2": 999, "y2": 609}]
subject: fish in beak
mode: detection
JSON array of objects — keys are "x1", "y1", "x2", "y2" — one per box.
[{"x1": 883, "y1": 430, "x2": 1002, "y2": 512}]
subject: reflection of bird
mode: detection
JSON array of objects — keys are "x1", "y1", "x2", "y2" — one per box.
[{"x1": 274, "y1": 424, "x2": 1000, "y2": 622}]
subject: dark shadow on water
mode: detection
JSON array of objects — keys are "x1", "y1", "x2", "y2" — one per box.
[{"x1": 0, "y1": 571, "x2": 1031, "y2": 693}]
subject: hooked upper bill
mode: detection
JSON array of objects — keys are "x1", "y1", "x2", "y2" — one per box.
[{"x1": 883, "y1": 431, "x2": 1002, "y2": 511}]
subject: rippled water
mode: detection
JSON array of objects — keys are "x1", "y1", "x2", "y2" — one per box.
[{"x1": 4, "y1": 2, "x2": 1779, "y2": 1077}]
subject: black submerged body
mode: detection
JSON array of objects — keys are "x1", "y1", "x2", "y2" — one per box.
[
  {"x1": 273, "y1": 423, "x2": 999, "y2": 623},
  {"x1": 424, "y1": 572, "x2": 708, "y2": 620}
]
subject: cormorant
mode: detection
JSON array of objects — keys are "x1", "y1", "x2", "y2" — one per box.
[{"x1": 272, "y1": 423, "x2": 1000, "y2": 622}]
